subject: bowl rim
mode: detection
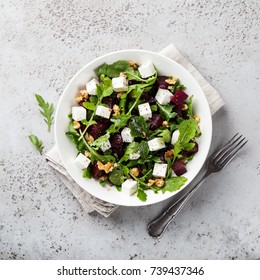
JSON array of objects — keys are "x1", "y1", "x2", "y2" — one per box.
[{"x1": 55, "y1": 49, "x2": 212, "y2": 206}]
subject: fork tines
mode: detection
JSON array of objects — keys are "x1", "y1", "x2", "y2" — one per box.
[{"x1": 212, "y1": 133, "x2": 248, "y2": 169}]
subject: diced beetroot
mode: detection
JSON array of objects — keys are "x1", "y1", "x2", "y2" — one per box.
[
  {"x1": 91, "y1": 162, "x2": 105, "y2": 179},
  {"x1": 172, "y1": 160, "x2": 187, "y2": 176},
  {"x1": 110, "y1": 133, "x2": 124, "y2": 158},
  {"x1": 141, "y1": 91, "x2": 156, "y2": 104},
  {"x1": 185, "y1": 142, "x2": 199, "y2": 156},
  {"x1": 88, "y1": 122, "x2": 108, "y2": 139},
  {"x1": 148, "y1": 114, "x2": 163, "y2": 130},
  {"x1": 102, "y1": 96, "x2": 117, "y2": 109},
  {"x1": 171, "y1": 89, "x2": 188, "y2": 107},
  {"x1": 157, "y1": 76, "x2": 169, "y2": 89}
]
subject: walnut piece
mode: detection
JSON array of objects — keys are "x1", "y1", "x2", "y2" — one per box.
[
  {"x1": 84, "y1": 133, "x2": 94, "y2": 144},
  {"x1": 128, "y1": 60, "x2": 139, "y2": 69},
  {"x1": 162, "y1": 121, "x2": 169, "y2": 127},
  {"x1": 84, "y1": 150, "x2": 91, "y2": 158},
  {"x1": 165, "y1": 77, "x2": 177, "y2": 85},
  {"x1": 194, "y1": 114, "x2": 200, "y2": 123},
  {"x1": 73, "y1": 121, "x2": 81, "y2": 129},
  {"x1": 97, "y1": 161, "x2": 114, "y2": 174},
  {"x1": 165, "y1": 150, "x2": 173, "y2": 159},
  {"x1": 112, "y1": 104, "x2": 120, "y2": 117},
  {"x1": 130, "y1": 167, "x2": 139, "y2": 177}
]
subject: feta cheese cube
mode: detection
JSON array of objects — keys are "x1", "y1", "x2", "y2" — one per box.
[
  {"x1": 129, "y1": 152, "x2": 140, "y2": 160},
  {"x1": 75, "y1": 153, "x2": 91, "y2": 169},
  {"x1": 121, "y1": 179, "x2": 138, "y2": 196},
  {"x1": 153, "y1": 163, "x2": 168, "y2": 178},
  {"x1": 100, "y1": 140, "x2": 111, "y2": 152},
  {"x1": 155, "y1": 88, "x2": 173, "y2": 105},
  {"x1": 171, "y1": 130, "x2": 180, "y2": 145},
  {"x1": 95, "y1": 105, "x2": 111, "y2": 119},
  {"x1": 138, "y1": 102, "x2": 152, "y2": 120},
  {"x1": 148, "y1": 138, "x2": 166, "y2": 151},
  {"x1": 72, "y1": 106, "x2": 86, "y2": 121},
  {"x1": 112, "y1": 76, "x2": 128, "y2": 92},
  {"x1": 86, "y1": 78, "x2": 98, "y2": 96},
  {"x1": 138, "y1": 62, "x2": 156, "y2": 78},
  {"x1": 121, "y1": 127, "x2": 134, "y2": 143}
]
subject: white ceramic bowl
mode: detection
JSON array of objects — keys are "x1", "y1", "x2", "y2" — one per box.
[{"x1": 55, "y1": 49, "x2": 212, "y2": 206}]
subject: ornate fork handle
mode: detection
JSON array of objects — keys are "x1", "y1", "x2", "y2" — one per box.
[{"x1": 148, "y1": 171, "x2": 210, "y2": 238}]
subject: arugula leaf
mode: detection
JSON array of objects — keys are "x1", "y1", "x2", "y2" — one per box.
[
  {"x1": 119, "y1": 142, "x2": 140, "y2": 163},
  {"x1": 89, "y1": 95, "x2": 98, "y2": 105},
  {"x1": 96, "y1": 75, "x2": 113, "y2": 99},
  {"x1": 129, "y1": 116, "x2": 149, "y2": 138},
  {"x1": 35, "y1": 94, "x2": 54, "y2": 132},
  {"x1": 178, "y1": 118, "x2": 199, "y2": 144},
  {"x1": 81, "y1": 119, "x2": 97, "y2": 127},
  {"x1": 90, "y1": 133, "x2": 110, "y2": 148},
  {"x1": 139, "y1": 141, "x2": 149, "y2": 159},
  {"x1": 109, "y1": 168, "x2": 125, "y2": 186},
  {"x1": 108, "y1": 115, "x2": 131, "y2": 134},
  {"x1": 95, "y1": 61, "x2": 130, "y2": 78},
  {"x1": 158, "y1": 129, "x2": 171, "y2": 143},
  {"x1": 28, "y1": 134, "x2": 44, "y2": 154},
  {"x1": 162, "y1": 177, "x2": 187, "y2": 193},
  {"x1": 83, "y1": 167, "x2": 92, "y2": 179},
  {"x1": 137, "y1": 188, "x2": 147, "y2": 202},
  {"x1": 83, "y1": 102, "x2": 96, "y2": 111},
  {"x1": 157, "y1": 103, "x2": 177, "y2": 121}
]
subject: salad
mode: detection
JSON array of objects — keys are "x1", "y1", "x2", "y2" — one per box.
[{"x1": 66, "y1": 60, "x2": 201, "y2": 202}]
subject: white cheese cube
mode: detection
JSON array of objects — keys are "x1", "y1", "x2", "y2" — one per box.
[
  {"x1": 95, "y1": 105, "x2": 111, "y2": 119},
  {"x1": 100, "y1": 140, "x2": 111, "y2": 152},
  {"x1": 138, "y1": 62, "x2": 156, "y2": 78},
  {"x1": 75, "y1": 153, "x2": 91, "y2": 169},
  {"x1": 121, "y1": 127, "x2": 134, "y2": 143},
  {"x1": 121, "y1": 179, "x2": 138, "y2": 196},
  {"x1": 171, "y1": 130, "x2": 180, "y2": 145},
  {"x1": 153, "y1": 163, "x2": 168, "y2": 178},
  {"x1": 155, "y1": 88, "x2": 173, "y2": 105},
  {"x1": 86, "y1": 78, "x2": 98, "y2": 96},
  {"x1": 112, "y1": 76, "x2": 128, "y2": 92},
  {"x1": 138, "y1": 102, "x2": 152, "y2": 120},
  {"x1": 148, "y1": 138, "x2": 166, "y2": 151},
  {"x1": 72, "y1": 106, "x2": 86, "y2": 121},
  {"x1": 129, "y1": 152, "x2": 140, "y2": 160}
]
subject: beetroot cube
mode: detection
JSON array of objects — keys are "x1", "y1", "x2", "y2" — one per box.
[
  {"x1": 102, "y1": 96, "x2": 117, "y2": 109},
  {"x1": 110, "y1": 133, "x2": 124, "y2": 158},
  {"x1": 172, "y1": 160, "x2": 187, "y2": 176},
  {"x1": 91, "y1": 162, "x2": 105, "y2": 179},
  {"x1": 171, "y1": 89, "x2": 188, "y2": 106},
  {"x1": 88, "y1": 122, "x2": 108, "y2": 139},
  {"x1": 185, "y1": 142, "x2": 199, "y2": 156},
  {"x1": 148, "y1": 114, "x2": 163, "y2": 130}
]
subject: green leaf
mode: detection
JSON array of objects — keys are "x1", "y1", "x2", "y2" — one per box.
[
  {"x1": 95, "y1": 61, "x2": 130, "y2": 78},
  {"x1": 83, "y1": 167, "x2": 92, "y2": 179},
  {"x1": 162, "y1": 177, "x2": 187, "y2": 193},
  {"x1": 187, "y1": 96, "x2": 193, "y2": 117},
  {"x1": 90, "y1": 133, "x2": 110, "y2": 148},
  {"x1": 137, "y1": 188, "x2": 147, "y2": 202},
  {"x1": 89, "y1": 95, "x2": 98, "y2": 105},
  {"x1": 28, "y1": 134, "x2": 44, "y2": 154},
  {"x1": 109, "y1": 168, "x2": 125, "y2": 186},
  {"x1": 119, "y1": 142, "x2": 140, "y2": 163},
  {"x1": 158, "y1": 129, "x2": 171, "y2": 143},
  {"x1": 96, "y1": 75, "x2": 113, "y2": 99},
  {"x1": 139, "y1": 141, "x2": 149, "y2": 160},
  {"x1": 35, "y1": 94, "x2": 54, "y2": 132},
  {"x1": 81, "y1": 119, "x2": 97, "y2": 127},
  {"x1": 157, "y1": 103, "x2": 177, "y2": 121},
  {"x1": 129, "y1": 116, "x2": 149, "y2": 138},
  {"x1": 83, "y1": 102, "x2": 96, "y2": 111},
  {"x1": 178, "y1": 118, "x2": 199, "y2": 145}
]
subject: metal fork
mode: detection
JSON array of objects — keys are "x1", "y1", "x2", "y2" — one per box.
[{"x1": 148, "y1": 133, "x2": 248, "y2": 238}]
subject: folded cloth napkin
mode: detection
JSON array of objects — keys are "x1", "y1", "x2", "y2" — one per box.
[{"x1": 46, "y1": 43, "x2": 224, "y2": 217}]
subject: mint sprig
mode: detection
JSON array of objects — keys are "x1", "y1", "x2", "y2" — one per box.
[{"x1": 35, "y1": 94, "x2": 54, "y2": 132}]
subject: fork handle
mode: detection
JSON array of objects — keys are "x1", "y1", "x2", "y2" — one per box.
[{"x1": 148, "y1": 172, "x2": 210, "y2": 238}]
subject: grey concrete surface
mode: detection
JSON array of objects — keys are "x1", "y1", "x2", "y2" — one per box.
[{"x1": 0, "y1": 0, "x2": 259, "y2": 260}]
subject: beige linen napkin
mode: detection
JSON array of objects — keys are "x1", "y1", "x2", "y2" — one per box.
[{"x1": 46, "y1": 44, "x2": 224, "y2": 217}]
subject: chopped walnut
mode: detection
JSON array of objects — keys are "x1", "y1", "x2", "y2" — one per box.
[
  {"x1": 73, "y1": 121, "x2": 81, "y2": 129},
  {"x1": 84, "y1": 133, "x2": 94, "y2": 144},
  {"x1": 182, "y1": 104, "x2": 188, "y2": 110},
  {"x1": 128, "y1": 60, "x2": 139, "y2": 69},
  {"x1": 112, "y1": 104, "x2": 120, "y2": 117},
  {"x1": 130, "y1": 167, "x2": 139, "y2": 177},
  {"x1": 194, "y1": 114, "x2": 200, "y2": 123},
  {"x1": 119, "y1": 72, "x2": 127, "y2": 78},
  {"x1": 165, "y1": 150, "x2": 173, "y2": 159},
  {"x1": 162, "y1": 121, "x2": 169, "y2": 127},
  {"x1": 148, "y1": 178, "x2": 165, "y2": 187},
  {"x1": 97, "y1": 161, "x2": 114, "y2": 174},
  {"x1": 165, "y1": 77, "x2": 177, "y2": 85},
  {"x1": 79, "y1": 90, "x2": 89, "y2": 100},
  {"x1": 84, "y1": 150, "x2": 91, "y2": 158},
  {"x1": 116, "y1": 92, "x2": 123, "y2": 99},
  {"x1": 99, "y1": 175, "x2": 108, "y2": 181},
  {"x1": 168, "y1": 86, "x2": 173, "y2": 90},
  {"x1": 75, "y1": 95, "x2": 83, "y2": 103}
]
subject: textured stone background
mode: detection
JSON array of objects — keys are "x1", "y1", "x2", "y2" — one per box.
[{"x1": 0, "y1": 0, "x2": 259, "y2": 259}]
